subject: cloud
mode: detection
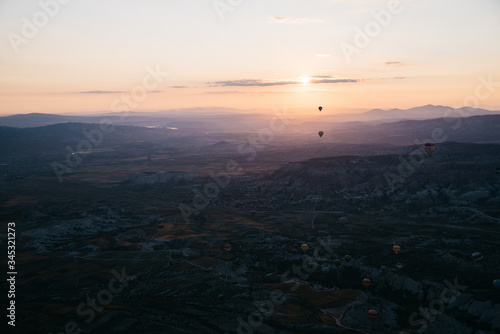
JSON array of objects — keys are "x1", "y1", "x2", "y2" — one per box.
[
  {"x1": 212, "y1": 80, "x2": 289, "y2": 87},
  {"x1": 210, "y1": 77, "x2": 358, "y2": 87},
  {"x1": 385, "y1": 61, "x2": 403, "y2": 66},
  {"x1": 205, "y1": 91, "x2": 245, "y2": 94},
  {"x1": 171, "y1": 86, "x2": 187, "y2": 88},
  {"x1": 79, "y1": 90, "x2": 162, "y2": 94},
  {"x1": 310, "y1": 78, "x2": 357, "y2": 84},
  {"x1": 205, "y1": 90, "x2": 291, "y2": 95},
  {"x1": 311, "y1": 75, "x2": 333, "y2": 78},
  {"x1": 79, "y1": 90, "x2": 122, "y2": 94}
]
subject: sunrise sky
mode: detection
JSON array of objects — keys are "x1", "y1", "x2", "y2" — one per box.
[{"x1": 1, "y1": 0, "x2": 499, "y2": 115}]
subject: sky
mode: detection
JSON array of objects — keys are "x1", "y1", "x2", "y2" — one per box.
[{"x1": 0, "y1": 0, "x2": 499, "y2": 115}]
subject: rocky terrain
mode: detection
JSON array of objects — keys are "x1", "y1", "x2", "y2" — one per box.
[{"x1": 1, "y1": 115, "x2": 499, "y2": 333}]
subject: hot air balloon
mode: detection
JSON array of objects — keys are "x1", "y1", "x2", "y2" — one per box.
[
  {"x1": 250, "y1": 210, "x2": 256, "y2": 217},
  {"x1": 493, "y1": 279, "x2": 500, "y2": 289},
  {"x1": 321, "y1": 266, "x2": 330, "y2": 273},
  {"x1": 396, "y1": 263, "x2": 404, "y2": 269},
  {"x1": 224, "y1": 244, "x2": 232, "y2": 252},
  {"x1": 301, "y1": 244, "x2": 308, "y2": 252},
  {"x1": 318, "y1": 131, "x2": 324, "y2": 138},
  {"x1": 368, "y1": 309, "x2": 378, "y2": 321},
  {"x1": 393, "y1": 245, "x2": 401, "y2": 254},
  {"x1": 333, "y1": 258, "x2": 342, "y2": 266},
  {"x1": 362, "y1": 278, "x2": 371, "y2": 288},
  {"x1": 423, "y1": 143, "x2": 436, "y2": 157},
  {"x1": 318, "y1": 106, "x2": 323, "y2": 112},
  {"x1": 472, "y1": 251, "x2": 483, "y2": 263},
  {"x1": 339, "y1": 217, "x2": 348, "y2": 223},
  {"x1": 380, "y1": 265, "x2": 388, "y2": 273},
  {"x1": 343, "y1": 254, "x2": 352, "y2": 263}
]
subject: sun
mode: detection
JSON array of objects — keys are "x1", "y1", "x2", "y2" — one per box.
[{"x1": 300, "y1": 76, "x2": 311, "y2": 84}]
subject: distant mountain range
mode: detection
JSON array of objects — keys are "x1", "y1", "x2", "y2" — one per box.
[
  {"x1": 321, "y1": 114, "x2": 500, "y2": 145},
  {"x1": 1, "y1": 105, "x2": 499, "y2": 128},
  {"x1": 300, "y1": 105, "x2": 500, "y2": 124},
  {"x1": 354, "y1": 104, "x2": 500, "y2": 122},
  {"x1": 1, "y1": 114, "x2": 499, "y2": 159}
]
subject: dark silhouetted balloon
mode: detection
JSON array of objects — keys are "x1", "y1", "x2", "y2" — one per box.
[
  {"x1": 368, "y1": 309, "x2": 378, "y2": 321},
  {"x1": 318, "y1": 131, "x2": 324, "y2": 138},
  {"x1": 472, "y1": 251, "x2": 483, "y2": 263},
  {"x1": 424, "y1": 143, "x2": 436, "y2": 156},
  {"x1": 318, "y1": 106, "x2": 323, "y2": 112}
]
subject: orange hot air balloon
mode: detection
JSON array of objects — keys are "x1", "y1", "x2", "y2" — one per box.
[
  {"x1": 362, "y1": 278, "x2": 371, "y2": 288},
  {"x1": 393, "y1": 245, "x2": 401, "y2": 254},
  {"x1": 301, "y1": 244, "x2": 308, "y2": 252},
  {"x1": 368, "y1": 309, "x2": 378, "y2": 321}
]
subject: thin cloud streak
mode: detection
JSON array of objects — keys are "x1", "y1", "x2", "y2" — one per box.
[
  {"x1": 79, "y1": 90, "x2": 123, "y2": 94},
  {"x1": 211, "y1": 78, "x2": 359, "y2": 87},
  {"x1": 385, "y1": 61, "x2": 403, "y2": 66}
]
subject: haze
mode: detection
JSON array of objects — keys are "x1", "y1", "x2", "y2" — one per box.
[{"x1": 1, "y1": 0, "x2": 500, "y2": 115}]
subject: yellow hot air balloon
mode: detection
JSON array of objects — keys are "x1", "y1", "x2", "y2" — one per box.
[
  {"x1": 301, "y1": 243, "x2": 308, "y2": 252},
  {"x1": 393, "y1": 245, "x2": 401, "y2": 254}
]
